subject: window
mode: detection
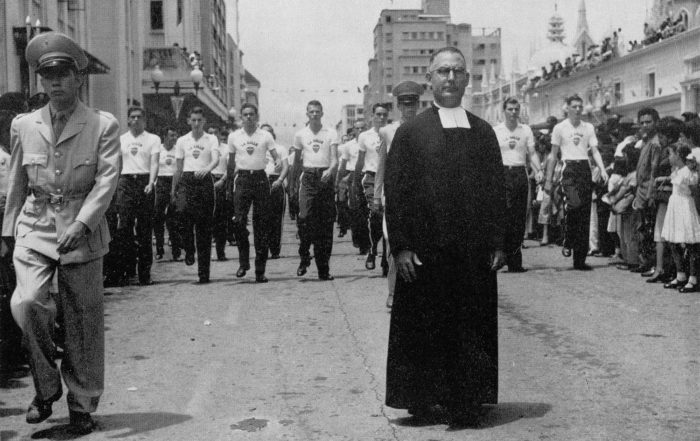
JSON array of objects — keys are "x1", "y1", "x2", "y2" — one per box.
[
  {"x1": 437, "y1": 32, "x2": 444, "y2": 40},
  {"x1": 411, "y1": 32, "x2": 418, "y2": 39},
  {"x1": 412, "y1": 66, "x2": 419, "y2": 73},
  {"x1": 421, "y1": 66, "x2": 428, "y2": 73},
  {"x1": 402, "y1": 32, "x2": 410, "y2": 39},
  {"x1": 386, "y1": 85, "x2": 393, "y2": 94},
  {"x1": 404, "y1": 66, "x2": 411, "y2": 74},
  {"x1": 385, "y1": 15, "x2": 391, "y2": 23},
  {"x1": 419, "y1": 32, "x2": 425, "y2": 39},
  {"x1": 347, "y1": 108, "x2": 355, "y2": 117},
  {"x1": 150, "y1": 1, "x2": 164, "y2": 30},
  {"x1": 385, "y1": 33, "x2": 392, "y2": 43},
  {"x1": 646, "y1": 72, "x2": 656, "y2": 97},
  {"x1": 177, "y1": 0, "x2": 183, "y2": 24},
  {"x1": 477, "y1": 59, "x2": 486, "y2": 65},
  {"x1": 614, "y1": 81, "x2": 623, "y2": 104},
  {"x1": 385, "y1": 68, "x2": 393, "y2": 77}
]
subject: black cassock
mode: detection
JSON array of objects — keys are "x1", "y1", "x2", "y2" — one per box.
[{"x1": 384, "y1": 106, "x2": 506, "y2": 411}]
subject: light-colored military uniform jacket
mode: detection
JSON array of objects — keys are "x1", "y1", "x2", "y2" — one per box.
[{"x1": 2, "y1": 101, "x2": 120, "y2": 264}]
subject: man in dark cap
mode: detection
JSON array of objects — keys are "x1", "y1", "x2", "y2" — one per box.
[
  {"x1": 374, "y1": 80, "x2": 422, "y2": 308},
  {"x1": 1, "y1": 31, "x2": 120, "y2": 434}
]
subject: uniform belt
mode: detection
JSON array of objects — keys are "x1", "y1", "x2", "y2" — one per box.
[
  {"x1": 565, "y1": 159, "x2": 589, "y2": 164},
  {"x1": 121, "y1": 173, "x2": 149, "y2": 179},
  {"x1": 503, "y1": 165, "x2": 526, "y2": 170},
  {"x1": 268, "y1": 174, "x2": 280, "y2": 179},
  {"x1": 237, "y1": 169, "x2": 265, "y2": 175},
  {"x1": 364, "y1": 171, "x2": 376, "y2": 177},
  {"x1": 303, "y1": 167, "x2": 328, "y2": 173},
  {"x1": 212, "y1": 173, "x2": 224, "y2": 178},
  {"x1": 29, "y1": 188, "x2": 88, "y2": 205}
]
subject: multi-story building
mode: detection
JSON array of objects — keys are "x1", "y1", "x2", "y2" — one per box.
[
  {"x1": 473, "y1": 0, "x2": 700, "y2": 126},
  {"x1": 339, "y1": 104, "x2": 365, "y2": 137},
  {"x1": 0, "y1": 0, "x2": 256, "y2": 133},
  {"x1": 364, "y1": 0, "x2": 501, "y2": 121}
]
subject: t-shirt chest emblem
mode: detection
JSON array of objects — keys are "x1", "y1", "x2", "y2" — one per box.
[
  {"x1": 312, "y1": 143, "x2": 321, "y2": 153},
  {"x1": 165, "y1": 158, "x2": 173, "y2": 165},
  {"x1": 246, "y1": 145, "x2": 255, "y2": 155},
  {"x1": 129, "y1": 143, "x2": 139, "y2": 156},
  {"x1": 572, "y1": 135, "x2": 582, "y2": 146},
  {"x1": 191, "y1": 148, "x2": 201, "y2": 159},
  {"x1": 508, "y1": 140, "x2": 517, "y2": 149}
]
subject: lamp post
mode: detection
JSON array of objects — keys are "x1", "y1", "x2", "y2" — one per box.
[{"x1": 150, "y1": 65, "x2": 206, "y2": 122}]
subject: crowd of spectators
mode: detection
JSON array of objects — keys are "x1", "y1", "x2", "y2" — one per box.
[{"x1": 525, "y1": 107, "x2": 700, "y2": 292}]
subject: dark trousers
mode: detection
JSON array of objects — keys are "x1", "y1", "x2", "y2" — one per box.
[
  {"x1": 503, "y1": 166, "x2": 529, "y2": 269},
  {"x1": 637, "y1": 206, "x2": 657, "y2": 268},
  {"x1": 103, "y1": 197, "x2": 122, "y2": 284},
  {"x1": 116, "y1": 174, "x2": 154, "y2": 283},
  {"x1": 212, "y1": 175, "x2": 230, "y2": 259},
  {"x1": 336, "y1": 174, "x2": 351, "y2": 233},
  {"x1": 288, "y1": 182, "x2": 299, "y2": 220},
  {"x1": 232, "y1": 170, "x2": 271, "y2": 274},
  {"x1": 561, "y1": 161, "x2": 592, "y2": 267},
  {"x1": 175, "y1": 172, "x2": 214, "y2": 279},
  {"x1": 362, "y1": 172, "x2": 384, "y2": 256},
  {"x1": 349, "y1": 175, "x2": 370, "y2": 251},
  {"x1": 268, "y1": 175, "x2": 286, "y2": 256},
  {"x1": 0, "y1": 208, "x2": 22, "y2": 372},
  {"x1": 154, "y1": 176, "x2": 181, "y2": 257},
  {"x1": 298, "y1": 168, "x2": 335, "y2": 275}
]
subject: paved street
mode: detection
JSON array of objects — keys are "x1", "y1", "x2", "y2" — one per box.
[{"x1": 1, "y1": 219, "x2": 699, "y2": 440}]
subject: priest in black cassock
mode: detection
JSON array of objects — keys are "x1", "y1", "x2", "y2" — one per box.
[{"x1": 384, "y1": 46, "x2": 506, "y2": 425}]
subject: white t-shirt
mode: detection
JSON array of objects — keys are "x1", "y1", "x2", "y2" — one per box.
[
  {"x1": 551, "y1": 119, "x2": 598, "y2": 161},
  {"x1": 175, "y1": 132, "x2": 219, "y2": 172},
  {"x1": 340, "y1": 139, "x2": 360, "y2": 171},
  {"x1": 493, "y1": 123, "x2": 535, "y2": 166},
  {"x1": 293, "y1": 126, "x2": 338, "y2": 168},
  {"x1": 228, "y1": 128, "x2": 275, "y2": 170},
  {"x1": 120, "y1": 130, "x2": 160, "y2": 174},
  {"x1": 0, "y1": 149, "x2": 10, "y2": 195},
  {"x1": 212, "y1": 142, "x2": 228, "y2": 175},
  {"x1": 265, "y1": 143, "x2": 289, "y2": 176},
  {"x1": 157, "y1": 145, "x2": 178, "y2": 177},
  {"x1": 357, "y1": 128, "x2": 382, "y2": 173}
]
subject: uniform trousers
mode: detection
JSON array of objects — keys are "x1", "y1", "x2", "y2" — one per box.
[
  {"x1": 503, "y1": 165, "x2": 529, "y2": 269},
  {"x1": 268, "y1": 174, "x2": 286, "y2": 256},
  {"x1": 175, "y1": 172, "x2": 214, "y2": 280},
  {"x1": 298, "y1": 168, "x2": 335, "y2": 275},
  {"x1": 11, "y1": 246, "x2": 103, "y2": 413},
  {"x1": 232, "y1": 170, "x2": 271, "y2": 274},
  {"x1": 116, "y1": 174, "x2": 154, "y2": 283},
  {"x1": 362, "y1": 172, "x2": 385, "y2": 257},
  {"x1": 336, "y1": 174, "x2": 351, "y2": 233},
  {"x1": 102, "y1": 196, "x2": 122, "y2": 284},
  {"x1": 153, "y1": 176, "x2": 181, "y2": 258},
  {"x1": 212, "y1": 174, "x2": 230, "y2": 259},
  {"x1": 561, "y1": 160, "x2": 593, "y2": 267}
]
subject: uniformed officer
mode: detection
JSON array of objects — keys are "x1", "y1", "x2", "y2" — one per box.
[
  {"x1": 292, "y1": 100, "x2": 339, "y2": 280},
  {"x1": 374, "y1": 80, "x2": 423, "y2": 308},
  {"x1": 1, "y1": 32, "x2": 120, "y2": 434},
  {"x1": 207, "y1": 125, "x2": 230, "y2": 261},
  {"x1": 492, "y1": 97, "x2": 542, "y2": 272},
  {"x1": 116, "y1": 106, "x2": 160, "y2": 285},
  {"x1": 153, "y1": 126, "x2": 181, "y2": 261},
  {"x1": 171, "y1": 107, "x2": 220, "y2": 283},
  {"x1": 227, "y1": 104, "x2": 280, "y2": 282},
  {"x1": 261, "y1": 124, "x2": 289, "y2": 259},
  {"x1": 354, "y1": 103, "x2": 389, "y2": 271}
]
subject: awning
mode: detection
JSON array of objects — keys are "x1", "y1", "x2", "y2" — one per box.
[{"x1": 12, "y1": 26, "x2": 110, "y2": 74}]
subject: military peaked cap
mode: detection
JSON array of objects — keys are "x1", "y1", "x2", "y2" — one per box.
[
  {"x1": 392, "y1": 81, "x2": 423, "y2": 99},
  {"x1": 26, "y1": 32, "x2": 88, "y2": 73}
]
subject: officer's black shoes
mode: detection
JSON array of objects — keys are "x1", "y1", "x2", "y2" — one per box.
[
  {"x1": 139, "y1": 277, "x2": 154, "y2": 286},
  {"x1": 507, "y1": 267, "x2": 528, "y2": 273},
  {"x1": 365, "y1": 254, "x2": 376, "y2": 270},
  {"x1": 198, "y1": 276, "x2": 210, "y2": 284},
  {"x1": 297, "y1": 262, "x2": 309, "y2": 277},
  {"x1": 318, "y1": 273, "x2": 334, "y2": 281},
  {"x1": 185, "y1": 254, "x2": 195, "y2": 266},
  {"x1": 68, "y1": 410, "x2": 96, "y2": 435},
  {"x1": 172, "y1": 250, "x2": 182, "y2": 261},
  {"x1": 255, "y1": 274, "x2": 269, "y2": 283},
  {"x1": 269, "y1": 253, "x2": 280, "y2": 259},
  {"x1": 217, "y1": 255, "x2": 228, "y2": 262},
  {"x1": 573, "y1": 263, "x2": 593, "y2": 271},
  {"x1": 236, "y1": 265, "x2": 249, "y2": 278},
  {"x1": 26, "y1": 389, "x2": 62, "y2": 424}
]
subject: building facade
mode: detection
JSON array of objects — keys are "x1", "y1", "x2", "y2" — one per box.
[
  {"x1": 339, "y1": 104, "x2": 365, "y2": 137},
  {"x1": 364, "y1": 0, "x2": 501, "y2": 122}
]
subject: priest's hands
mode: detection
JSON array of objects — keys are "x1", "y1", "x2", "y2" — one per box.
[{"x1": 396, "y1": 250, "x2": 422, "y2": 283}]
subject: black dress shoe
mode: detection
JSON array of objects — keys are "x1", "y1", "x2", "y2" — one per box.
[
  {"x1": 26, "y1": 389, "x2": 62, "y2": 424},
  {"x1": 318, "y1": 273, "x2": 335, "y2": 281},
  {"x1": 236, "y1": 265, "x2": 249, "y2": 278},
  {"x1": 255, "y1": 274, "x2": 269, "y2": 283},
  {"x1": 561, "y1": 247, "x2": 572, "y2": 257},
  {"x1": 630, "y1": 265, "x2": 649, "y2": 273},
  {"x1": 185, "y1": 254, "x2": 195, "y2": 266},
  {"x1": 297, "y1": 262, "x2": 309, "y2": 276},
  {"x1": 646, "y1": 273, "x2": 667, "y2": 283},
  {"x1": 198, "y1": 276, "x2": 210, "y2": 284},
  {"x1": 664, "y1": 279, "x2": 684, "y2": 289},
  {"x1": 217, "y1": 255, "x2": 228, "y2": 262},
  {"x1": 172, "y1": 251, "x2": 182, "y2": 261},
  {"x1": 365, "y1": 254, "x2": 376, "y2": 270},
  {"x1": 573, "y1": 263, "x2": 593, "y2": 271},
  {"x1": 679, "y1": 282, "x2": 698, "y2": 293},
  {"x1": 507, "y1": 267, "x2": 528, "y2": 273},
  {"x1": 155, "y1": 253, "x2": 163, "y2": 261},
  {"x1": 139, "y1": 277, "x2": 154, "y2": 286},
  {"x1": 68, "y1": 410, "x2": 96, "y2": 435},
  {"x1": 269, "y1": 253, "x2": 280, "y2": 259},
  {"x1": 641, "y1": 268, "x2": 656, "y2": 277}
]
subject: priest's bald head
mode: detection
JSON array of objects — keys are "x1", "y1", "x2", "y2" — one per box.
[{"x1": 426, "y1": 47, "x2": 470, "y2": 109}]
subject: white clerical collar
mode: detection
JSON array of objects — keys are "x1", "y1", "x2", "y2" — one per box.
[{"x1": 434, "y1": 102, "x2": 471, "y2": 129}]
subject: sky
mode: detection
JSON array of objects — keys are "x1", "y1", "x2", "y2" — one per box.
[{"x1": 232, "y1": 0, "x2": 651, "y2": 145}]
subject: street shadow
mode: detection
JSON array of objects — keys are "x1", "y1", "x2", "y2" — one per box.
[
  {"x1": 391, "y1": 402, "x2": 551, "y2": 431},
  {"x1": 1, "y1": 431, "x2": 19, "y2": 440},
  {"x1": 0, "y1": 406, "x2": 25, "y2": 417},
  {"x1": 31, "y1": 411, "x2": 192, "y2": 440}
]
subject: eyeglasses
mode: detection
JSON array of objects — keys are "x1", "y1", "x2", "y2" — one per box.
[{"x1": 431, "y1": 67, "x2": 468, "y2": 78}]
